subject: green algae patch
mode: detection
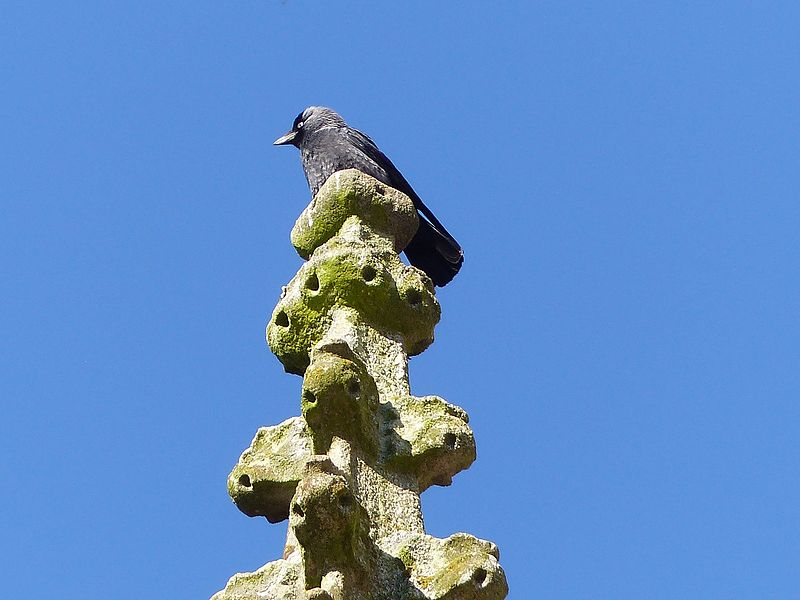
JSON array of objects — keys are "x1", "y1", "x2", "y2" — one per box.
[
  {"x1": 389, "y1": 533, "x2": 508, "y2": 600},
  {"x1": 291, "y1": 169, "x2": 419, "y2": 258},
  {"x1": 383, "y1": 395, "x2": 476, "y2": 491},
  {"x1": 290, "y1": 459, "x2": 373, "y2": 590},
  {"x1": 215, "y1": 164, "x2": 507, "y2": 600},
  {"x1": 227, "y1": 417, "x2": 313, "y2": 523},
  {"x1": 267, "y1": 236, "x2": 439, "y2": 375},
  {"x1": 301, "y1": 352, "x2": 380, "y2": 458},
  {"x1": 211, "y1": 559, "x2": 303, "y2": 600}
]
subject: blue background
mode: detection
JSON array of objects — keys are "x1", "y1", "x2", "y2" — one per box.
[{"x1": 2, "y1": 2, "x2": 798, "y2": 598}]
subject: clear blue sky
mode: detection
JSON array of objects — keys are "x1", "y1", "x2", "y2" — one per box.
[{"x1": 2, "y1": 3, "x2": 798, "y2": 598}]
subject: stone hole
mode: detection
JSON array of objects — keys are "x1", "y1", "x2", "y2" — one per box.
[
  {"x1": 292, "y1": 503, "x2": 305, "y2": 518},
  {"x1": 406, "y1": 288, "x2": 422, "y2": 306},
  {"x1": 238, "y1": 473, "x2": 252, "y2": 488},
  {"x1": 275, "y1": 310, "x2": 290, "y2": 327},
  {"x1": 444, "y1": 433, "x2": 457, "y2": 448},
  {"x1": 473, "y1": 568, "x2": 488, "y2": 586},
  {"x1": 348, "y1": 378, "x2": 361, "y2": 398},
  {"x1": 305, "y1": 272, "x2": 320, "y2": 292},
  {"x1": 361, "y1": 265, "x2": 377, "y2": 282}
]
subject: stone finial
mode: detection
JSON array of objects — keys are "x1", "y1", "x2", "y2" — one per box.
[
  {"x1": 212, "y1": 170, "x2": 507, "y2": 600},
  {"x1": 290, "y1": 169, "x2": 419, "y2": 258}
]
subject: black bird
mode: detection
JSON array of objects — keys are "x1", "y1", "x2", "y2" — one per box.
[{"x1": 274, "y1": 107, "x2": 463, "y2": 287}]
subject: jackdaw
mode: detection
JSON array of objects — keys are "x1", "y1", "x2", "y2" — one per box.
[{"x1": 274, "y1": 106, "x2": 463, "y2": 287}]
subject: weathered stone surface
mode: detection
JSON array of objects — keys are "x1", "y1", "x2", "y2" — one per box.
[
  {"x1": 227, "y1": 417, "x2": 313, "y2": 522},
  {"x1": 214, "y1": 170, "x2": 506, "y2": 600},
  {"x1": 291, "y1": 169, "x2": 419, "y2": 258},
  {"x1": 384, "y1": 532, "x2": 508, "y2": 600},
  {"x1": 290, "y1": 458, "x2": 372, "y2": 590},
  {"x1": 225, "y1": 386, "x2": 474, "y2": 524},
  {"x1": 211, "y1": 557, "x2": 303, "y2": 600},
  {"x1": 301, "y1": 351, "x2": 380, "y2": 458},
  {"x1": 267, "y1": 222, "x2": 440, "y2": 375},
  {"x1": 384, "y1": 394, "x2": 476, "y2": 491},
  {"x1": 313, "y1": 308, "x2": 411, "y2": 399}
]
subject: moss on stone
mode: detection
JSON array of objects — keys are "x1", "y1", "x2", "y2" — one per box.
[
  {"x1": 290, "y1": 459, "x2": 373, "y2": 590},
  {"x1": 383, "y1": 395, "x2": 476, "y2": 491},
  {"x1": 301, "y1": 351, "x2": 380, "y2": 457},
  {"x1": 227, "y1": 418, "x2": 313, "y2": 522},
  {"x1": 211, "y1": 558, "x2": 303, "y2": 600},
  {"x1": 387, "y1": 533, "x2": 508, "y2": 600},
  {"x1": 215, "y1": 166, "x2": 507, "y2": 600},
  {"x1": 267, "y1": 236, "x2": 439, "y2": 375},
  {"x1": 291, "y1": 169, "x2": 419, "y2": 258}
]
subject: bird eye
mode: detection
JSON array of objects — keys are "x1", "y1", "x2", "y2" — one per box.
[{"x1": 297, "y1": 121, "x2": 304, "y2": 129}]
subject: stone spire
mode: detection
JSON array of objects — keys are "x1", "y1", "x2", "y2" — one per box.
[{"x1": 212, "y1": 170, "x2": 508, "y2": 600}]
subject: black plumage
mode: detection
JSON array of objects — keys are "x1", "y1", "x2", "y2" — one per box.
[{"x1": 274, "y1": 106, "x2": 463, "y2": 287}]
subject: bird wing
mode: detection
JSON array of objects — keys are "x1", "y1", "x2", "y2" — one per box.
[{"x1": 343, "y1": 127, "x2": 461, "y2": 252}]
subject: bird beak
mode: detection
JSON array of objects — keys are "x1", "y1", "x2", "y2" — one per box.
[{"x1": 273, "y1": 130, "x2": 298, "y2": 146}]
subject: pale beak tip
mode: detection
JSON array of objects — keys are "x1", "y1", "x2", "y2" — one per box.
[{"x1": 273, "y1": 131, "x2": 297, "y2": 146}]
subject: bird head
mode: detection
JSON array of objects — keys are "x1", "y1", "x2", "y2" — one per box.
[{"x1": 273, "y1": 106, "x2": 347, "y2": 147}]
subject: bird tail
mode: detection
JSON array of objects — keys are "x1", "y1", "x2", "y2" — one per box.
[{"x1": 403, "y1": 217, "x2": 464, "y2": 287}]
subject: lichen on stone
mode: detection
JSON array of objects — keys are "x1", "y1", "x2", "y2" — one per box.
[
  {"x1": 213, "y1": 170, "x2": 506, "y2": 600},
  {"x1": 301, "y1": 351, "x2": 380, "y2": 458},
  {"x1": 267, "y1": 229, "x2": 440, "y2": 375},
  {"x1": 383, "y1": 394, "x2": 476, "y2": 490},
  {"x1": 290, "y1": 169, "x2": 419, "y2": 258},
  {"x1": 384, "y1": 532, "x2": 508, "y2": 600},
  {"x1": 211, "y1": 557, "x2": 303, "y2": 600},
  {"x1": 227, "y1": 417, "x2": 313, "y2": 523}
]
